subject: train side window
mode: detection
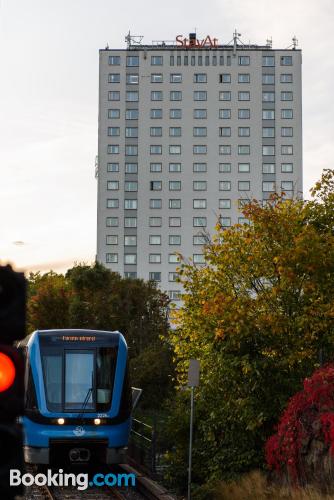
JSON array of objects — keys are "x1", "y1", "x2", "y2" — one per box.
[{"x1": 25, "y1": 366, "x2": 38, "y2": 410}]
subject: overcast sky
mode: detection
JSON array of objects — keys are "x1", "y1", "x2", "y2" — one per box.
[{"x1": 0, "y1": 0, "x2": 333, "y2": 274}]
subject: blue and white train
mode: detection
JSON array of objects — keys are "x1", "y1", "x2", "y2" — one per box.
[{"x1": 18, "y1": 329, "x2": 134, "y2": 465}]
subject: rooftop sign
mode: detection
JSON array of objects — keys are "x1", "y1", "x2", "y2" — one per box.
[{"x1": 176, "y1": 34, "x2": 219, "y2": 48}]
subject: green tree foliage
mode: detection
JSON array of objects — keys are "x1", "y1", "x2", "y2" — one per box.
[
  {"x1": 167, "y1": 170, "x2": 334, "y2": 492},
  {"x1": 27, "y1": 263, "x2": 173, "y2": 407}
]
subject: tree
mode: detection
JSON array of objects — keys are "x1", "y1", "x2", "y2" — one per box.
[{"x1": 167, "y1": 170, "x2": 334, "y2": 490}]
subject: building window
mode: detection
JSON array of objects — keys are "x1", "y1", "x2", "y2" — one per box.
[
  {"x1": 149, "y1": 235, "x2": 161, "y2": 245},
  {"x1": 281, "y1": 127, "x2": 293, "y2": 137},
  {"x1": 262, "y1": 74, "x2": 275, "y2": 84},
  {"x1": 219, "y1": 145, "x2": 231, "y2": 155},
  {"x1": 193, "y1": 235, "x2": 207, "y2": 245},
  {"x1": 238, "y1": 73, "x2": 250, "y2": 83},
  {"x1": 193, "y1": 145, "x2": 207, "y2": 155},
  {"x1": 106, "y1": 217, "x2": 118, "y2": 227},
  {"x1": 108, "y1": 109, "x2": 120, "y2": 119},
  {"x1": 262, "y1": 110, "x2": 275, "y2": 120},
  {"x1": 170, "y1": 127, "x2": 182, "y2": 137},
  {"x1": 219, "y1": 199, "x2": 231, "y2": 209},
  {"x1": 125, "y1": 127, "x2": 138, "y2": 138},
  {"x1": 149, "y1": 217, "x2": 162, "y2": 227},
  {"x1": 170, "y1": 108, "x2": 182, "y2": 119},
  {"x1": 218, "y1": 127, "x2": 231, "y2": 137},
  {"x1": 263, "y1": 92, "x2": 275, "y2": 102},
  {"x1": 126, "y1": 74, "x2": 139, "y2": 84},
  {"x1": 124, "y1": 217, "x2": 137, "y2": 228},
  {"x1": 125, "y1": 181, "x2": 138, "y2": 192},
  {"x1": 193, "y1": 163, "x2": 207, "y2": 172},
  {"x1": 169, "y1": 235, "x2": 181, "y2": 246},
  {"x1": 150, "y1": 108, "x2": 162, "y2": 119},
  {"x1": 149, "y1": 272, "x2": 161, "y2": 282},
  {"x1": 150, "y1": 163, "x2": 162, "y2": 172},
  {"x1": 150, "y1": 199, "x2": 162, "y2": 209},
  {"x1": 107, "y1": 145, "x2": 119, "y2": 154},
  {"x1": 150, "y1": 180, "x2": 162, "y2": 191},
  {"x1": 126, "y1": 56, "x2": 139, "y2": 67},
  {"x1": 126, "y1": 109, "x2": 139, "y2": 120},
  {"x1": 108, "y1": 56, "x2": 120, "y2": 65},
  {"x1": 168, "y1": 272, "x2": 178, "y2": 282},
  {"x1": 238, "y1": 181, "x2": 250, "y2": 191},
  {"x1": 107, "y1": 199, "x2": 119, "y2": 208},
  {"x1": 194, "y1": 73, "x2": 207, "y2": 83},
  {"x1": 194, "y1": 127, "x2": 207, "y2": 137},
  {"x1": 194, "y1": 109, "x2": 207, "y2": 119},
  {"x1": 108, "y1": 91, "x2": 120, "y2": 101},
  {"x1": 262, "y1": 163, "x2": 275, "y2": 173},
  {"x1": 125, "y1": 163, "x2": 138, "y2": 174},
  {"x1": 151, "y1": 91, "x2": 163, "y2": 101},
  {"x1": 170, "y1": 91, "x2": 182, "y2": 101},
  {"x1": 262, "y1": 55, "x2": 275, "y2": 67},
  {"x1": 219, "y1": 109, "x2": 231, "y2": 119},
  {"x1": 193, "y1": 254, "x2": 205, "y2": 264},
  {"x1": 281, "y1": 145, "x2": 293, "y2": 155},
  {"x1": 263, "y1": 181, "x2": 275, "y2": 192},
  {"x1": 238, "y1": 109, "x2": 250, "y2": 119},
  {"x1": 151, "y1": 73, "x2": 163, "y2": 83},
  {"x1": 238, "y1": 127, "x2": 250, "y2": 137},
  {"x1": 107, "y1": 163, "x2": 119, "y2": 172},
  {"x1": 193, "y1": 217, "x2": 207, "y2": 227},
  {"x1": 193, "y1": 199, "x2": 207, "y2": 209},
  {"x1": 238, "y1": 163, "x2": 250, "y2": 172},
  {"x1": 238, "y1": 56, "x2": 250, "y2": 65},
  {"x1": 169, "y1": 254, "x2": 180, "y2": 264},
  {"x1": 108, "y1": 127, "x2": 120, "y2": 137},
  {"x1": 219, "y1": 91, "x2": 231, "y2": 101},
  {"x1": 151, "y1": 55, "x2": 163, "y2": 65},
  {"x1": 281, "y1": 181, "x2": 293, "y2": 191},
  {"x1": 281, "y1": 109, "x2": 293, "y2": 119},
  {"x1": 107, "y1": 181, "x2": 119, "y2": 190},
  {"x1": 193, "y1": 181, "x2": 207, "y2": 191},
  {"x1": 106, "y1": 235, "x2": 118, "y2": 245},
  {"x1": 169, "y1": 145, "x2": 181, "y2": 154},
  {"x1": 150, "y1": 145, "x2": 162, "y2": 155},
  {"x1": 281, "y1": 163, "x2": 293, "y2": 173},
  {"x1": 125, "y1": 145, "x2": 138, "y2": 156},
  {"x1": 220, "y1": 217, "x2": 231, "y2": 228},
  {"x1": 108, "y1": 73, "x2": 120, "y2": 83},
  {"x1": 280, "y1": 56, "x2": 292, "y2": 66},
  {"x1": 169, "y1": 181, "x2": 181, "y2": 191},
  {"x1": 219, "y1": 181, "x2": 231, "y2": 191},
  {"x1": 281, "y1": 91, "x2": 293, "y2": 101},
  {"x1": 238, "y1": 91, "x2": 250, "y2": 101},
  {"x1": 149, "y1": 254, "x2": 161, "y2": 264},
  {"x1": 124, "y1": 272, "x2": 137, "y2": 279},
  {"x1": 169, "y1": 199, "x2": 181, "y2": 208},
  {"x1": 238, "y1": 145, "x2": 250, "y2": 155},
  {"x1": 170, "y1": 73, "x2": 182, "y2": 83},
  {"x1": 150, "y1": 127, "x2": 162, "y2": 137},
  {"x1": 280, "y1": 73, "x2": 293, "y2": 83},
  {"x1": 169, "y1": 217, "x2": 181, "y2": 227},
  {"x1": 194, "y1": 91, "x2": 207, "y2": 101},
  {"x1": 124, "y1": 199, "x2": 138, "y2": 209},
  {"x1": 262, "y1": 145, "x2": 275, "y2": 156},
  {"x1": 219, "y1": 73, "x2": 231, "y2": 83},
  {"x1": 169, "y1": 163, "x2": 181, "y2": 172},
  {"x1": 219, "y1": 163, "x2": 231, "y2": 173},
  {"x1": 126, "y1": 91, "x2": 139, "y2": 102},
  {"x1": 124, "y1": 236, "x2": 137, "y2": 246},
  {"x1": 106, "y1": 253, "x2": 118, "y2": 264},
  {"x1": 124, "y1": 254, "x2": 136, "y2": 265},
  {"x1": 262, "y1": 127, "x2": 275, "y2": 138}
]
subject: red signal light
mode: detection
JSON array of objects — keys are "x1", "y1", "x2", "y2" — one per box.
[{"x1": 0, "y1": 353, "x2": 16, "y2": 392}]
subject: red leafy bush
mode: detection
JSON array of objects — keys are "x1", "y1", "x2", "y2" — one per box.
[{"x1": 265, "y1": 364, "x2": 334, "y2": 485}]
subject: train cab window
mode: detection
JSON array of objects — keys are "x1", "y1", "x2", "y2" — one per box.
[
  {"x1": 65, "y1": 352, "x2": 94, "y2": 410},
  {"x1": 96, "y1": 347, "x2": 118, "y2": 411},
  {"x1": 43, "y1": 354, "x2": 62, "y2": 411}
]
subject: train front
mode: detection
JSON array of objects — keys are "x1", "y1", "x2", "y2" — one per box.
[{"x1": 23, "y1": 329, "x2": 132, "y2": 465}]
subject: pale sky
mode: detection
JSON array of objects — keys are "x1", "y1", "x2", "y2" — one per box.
[{"x1": 0, "y1": 0, "x2": 333, "y2": 273}]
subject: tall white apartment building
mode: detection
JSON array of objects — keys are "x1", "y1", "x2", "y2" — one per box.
[{"x1": 96, "y1": 32, "x2": 302, "y2": 299}]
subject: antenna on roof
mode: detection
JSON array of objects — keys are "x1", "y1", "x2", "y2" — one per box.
[
  {"x1": 266, "y1": 37, "x2": 272, "y2": 49},
  {"x1": 125, "y1": 30, "x2": 144, "y2": 49},
  {"x1": 292, "y1": 36, "x2": 298, "y2": 49}
]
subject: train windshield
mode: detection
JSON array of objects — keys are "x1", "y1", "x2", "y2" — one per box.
[{"x1": 42, "y1": 347, "x2": 117, "y2": 412}]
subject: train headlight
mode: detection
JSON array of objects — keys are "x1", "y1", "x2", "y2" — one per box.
[
  {"x1": 57, "y1": 418, "x2": 65, "y2": 425},
  {"x1": 94, "y1": 418, "x2": 101, "y2": 426}
]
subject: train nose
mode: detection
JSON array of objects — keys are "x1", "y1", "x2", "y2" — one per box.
[{"x1": 69, "y1": 447, "x2": 91, "y2": 462}]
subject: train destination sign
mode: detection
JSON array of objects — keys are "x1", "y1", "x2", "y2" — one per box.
[{"x1": 176, "y1": 34, "x2": 219, "y2": 48}]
